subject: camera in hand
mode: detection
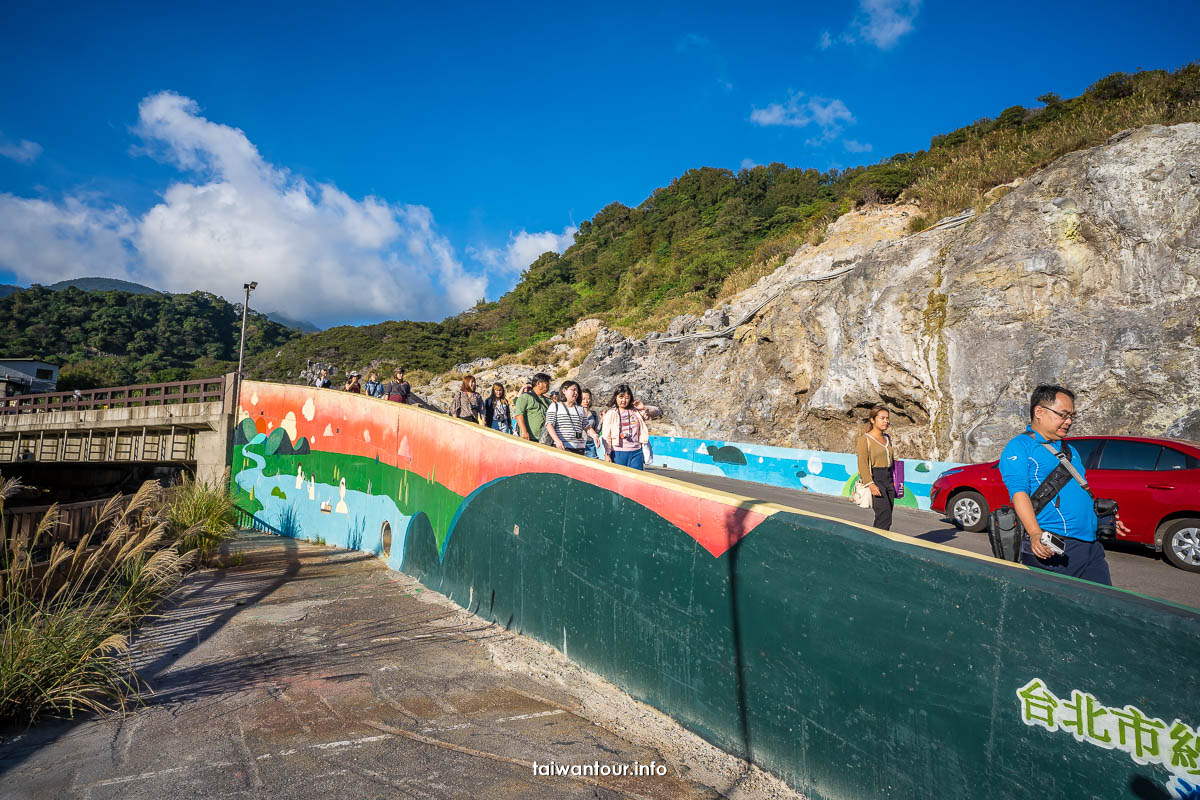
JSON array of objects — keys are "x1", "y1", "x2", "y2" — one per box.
[{"x1": 1094, "y1": 498, "x2": 1119, "y2": 539}]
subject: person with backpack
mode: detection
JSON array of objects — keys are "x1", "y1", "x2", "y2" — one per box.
[
  {"x1": 513, "y1": 373, "x2": 552, "y2": 442},
  {"x1": 385, "y1": 368, "x2": 410, "y2": 404},
  {"x1": 997, "y1": 384, "x2": 1127, "y2": 584},
  {"x1": 856, "y1": 404, "x2": 898, "y2": 530},
  {"x1": 364, "y1": 370, "x2": 384, "y2": 398},
  {"x1": 545, "y1": 381, "x2": 604, "y2": 456}
]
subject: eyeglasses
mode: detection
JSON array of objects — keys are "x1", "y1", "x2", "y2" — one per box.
[{"x1": 1039, "y1": 406, "x2": 1079, "y2": 422}]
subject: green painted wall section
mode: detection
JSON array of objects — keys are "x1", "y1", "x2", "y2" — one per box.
[
  {"x1": 233, "y1": 442, "x2": 463, "y2": 550},
  {"x1": 402, "y1": 472, "x2": 1200, "y2": 800}
]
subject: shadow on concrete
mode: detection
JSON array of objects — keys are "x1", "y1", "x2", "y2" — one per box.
[
  {"x1": 721, "y1": 499, "x2": 766, "y2": 790},
  {"x1": 0, "y1": 530, "x2": 495, "y2": 775},
  {"x1": 912, "y1": 520, "x2": 966, "y2": 545}
]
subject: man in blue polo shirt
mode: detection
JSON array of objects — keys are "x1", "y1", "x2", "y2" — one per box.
[{"x1": 998, "y1": 384, "x2": 1126, "y2": 585}]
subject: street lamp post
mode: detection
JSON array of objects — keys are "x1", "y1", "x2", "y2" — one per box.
[{"x1": 236, "y1": 281, "x2": 258, "y2": 409}]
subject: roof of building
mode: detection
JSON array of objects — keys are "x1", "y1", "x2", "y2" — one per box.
[{"x1": 0, "y1": 358, "x2": 59, "y2": 365}]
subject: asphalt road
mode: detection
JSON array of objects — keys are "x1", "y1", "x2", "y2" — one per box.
[{"x1": 652, "y1": 466, "x2": 1200, "y2": 611}]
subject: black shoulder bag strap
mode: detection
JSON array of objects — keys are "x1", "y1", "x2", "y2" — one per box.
[{"x1": 1022, "y1": 431, "x2": 1095, "y2": 514}]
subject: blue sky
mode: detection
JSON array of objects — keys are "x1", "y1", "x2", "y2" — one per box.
[{"x1": 0, "y1": 0, "x2": 1196, "y2": 328}]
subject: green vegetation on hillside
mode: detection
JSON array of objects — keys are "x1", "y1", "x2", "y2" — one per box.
[
  {"x1": 247, "y1": 64, "x2": 1200, "y2": 380},
  {"x1": 0, "y1": 285, "x2": 298, "y2": 389},
  {"x1": 4, "y1": 65, "x2": 1197, "y2": 388}
]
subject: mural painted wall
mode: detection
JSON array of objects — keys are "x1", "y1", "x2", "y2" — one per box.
[
  {"x1": 232, "y1": 381, "x2": 1200, "y2": 800},
  {"x1": 650, "y1": 435, "x2": 965, "y2": 511}
]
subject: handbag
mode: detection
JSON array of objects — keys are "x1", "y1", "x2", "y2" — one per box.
[{"x1": 851, "y1": 480, "x2": 873, "y2": 509}]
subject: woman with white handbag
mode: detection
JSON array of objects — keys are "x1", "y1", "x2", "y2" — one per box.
[{"x1": 855, "y1": 405, "x2": 899, "y2": 530}]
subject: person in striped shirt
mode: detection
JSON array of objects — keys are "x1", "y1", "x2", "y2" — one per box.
[{"x1": 546, "y1": 381, "x2": 605, "y2": 457}]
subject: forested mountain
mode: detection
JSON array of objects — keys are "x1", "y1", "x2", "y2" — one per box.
[
  {"x1": 248, "y1": 64, "x2": 1200, "y2": 380},
  {"x1": 47, "y1": 277, "x2": 162, "y2": 295},
  {"x1": 5, "y1": 65, "x2": 1197, "y2": 389},
  {"x1": 0, "y1": 286, "x2": 298, "y2": 389}
]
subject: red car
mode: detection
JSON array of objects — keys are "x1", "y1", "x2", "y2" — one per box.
[{"x1": 930, "y1": 435, "x2": 1200, "y2": 572}]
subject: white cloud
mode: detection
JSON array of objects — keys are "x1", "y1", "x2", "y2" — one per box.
[
  {"x1": 470, "y1": 225, "x2": 577, "y2": 276},
  {"x1": 739, "y1": 158, "x2": 759, "y2": 171},
  {"x1": 843, "y1": 139, "x2": 873, "y2": 153},
  {"x1": 0, "y1": 133, "x2": 43, "y2": 163},
  {"x1": 820, "y1": 0, "x2": 921, "y2": 51},
  {"x1": 852, "y1": 0, "x2": 921, "y2": 49},
  {"x1": 676, "y1": 33, "x2": 710, "y2": 52},
  {"x1": 751, "y1": 93, "x2": 855, "y2": 146},
  {"x1": 0, "y1": 92, "x2": 486, "y2": 325},
  {"x1": 0, "y1": 194, "x2": 135, "y2": 283}
]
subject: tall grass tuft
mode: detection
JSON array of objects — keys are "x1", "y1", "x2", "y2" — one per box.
[
  {"x1": 161, "y1": 470, "x2": 236, "y2": 564},
  {"x1": 0, "y1": 478, "x2": 198, "y2": 724}
]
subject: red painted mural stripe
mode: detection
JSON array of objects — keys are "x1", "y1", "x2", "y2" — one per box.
[{"x1": 239, "y1": 382, "x2": 773, "y2": 557}]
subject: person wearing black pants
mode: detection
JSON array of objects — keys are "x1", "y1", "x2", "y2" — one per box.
[
  {"x1": 856, "y1": 404, "x2": 897, "y2": 531},
  {"x1": 870, "y1": 466, "x2": 897, "y2": 530}
]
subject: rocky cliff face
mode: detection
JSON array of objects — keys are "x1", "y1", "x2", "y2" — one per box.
[{"x1": 577, "y1": 123, "x2": 1200, "y2": 462}]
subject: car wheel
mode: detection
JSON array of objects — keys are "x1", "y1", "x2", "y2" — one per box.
[
  {"x1": 1161, "y1": 519, "x2": 1200, "y2": 573},
  {"x1": 950, "y1": 490, "x2": 989, "y2": 533}
]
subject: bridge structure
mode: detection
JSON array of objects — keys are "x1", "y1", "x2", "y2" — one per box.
[{"x1": 0, "y1": 375, "x2": 235, "y2": 484}]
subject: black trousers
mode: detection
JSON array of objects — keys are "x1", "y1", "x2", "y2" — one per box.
[{"x1": 871, "y1": 467, "x2": 896, "y2": 530}]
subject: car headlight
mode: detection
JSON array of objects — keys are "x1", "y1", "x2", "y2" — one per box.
[{"x1": 936, "y1": 467, "x2": 966, "y2": 480}]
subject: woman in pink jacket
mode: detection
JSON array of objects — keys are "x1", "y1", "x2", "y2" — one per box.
[{"x1": 600, "y1": 384, "x2": 649, "y2": 470}]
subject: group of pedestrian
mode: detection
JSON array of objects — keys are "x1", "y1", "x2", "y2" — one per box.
[
  {"x1": 446, "y1": 373, "x2": 652, "y2": 470},
  {"x1": 315, "y1": 367, "x2": 412, "y2": 404},
  {"x1": 858, "y1": 383, "x2": 1124, "y2": 586}
]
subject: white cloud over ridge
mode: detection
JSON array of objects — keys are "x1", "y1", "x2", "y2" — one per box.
[
  {"x1": 0, "y1": 92, "x2": 486, "y2": 325},
  {"x1": 470, "y1": 225, "x2": 578, "y2": 278},
  {"x1": 0, "y1": 133, "x2": 42, "y2": 163},
  {"x1": 843, "y1": 139, "x2": 873, "y2": 153}
]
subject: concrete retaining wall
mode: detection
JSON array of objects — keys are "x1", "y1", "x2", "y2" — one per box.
[{"x1": 232, "y1": 380, "x2": 1200, "y2": 800}]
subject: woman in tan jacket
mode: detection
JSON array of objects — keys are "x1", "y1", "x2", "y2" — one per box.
[{"x1": 856, "y1": 404, "x2": 896, "y2": 530}]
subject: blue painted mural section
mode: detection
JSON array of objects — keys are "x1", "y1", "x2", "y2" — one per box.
[{"x1": 650, "y1": 435, "x2": 965, "y2": 511}]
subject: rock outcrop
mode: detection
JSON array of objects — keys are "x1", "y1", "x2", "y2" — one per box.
[{"x1": 577, "y1": 124, "x2": 1200, "y2": 462}]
